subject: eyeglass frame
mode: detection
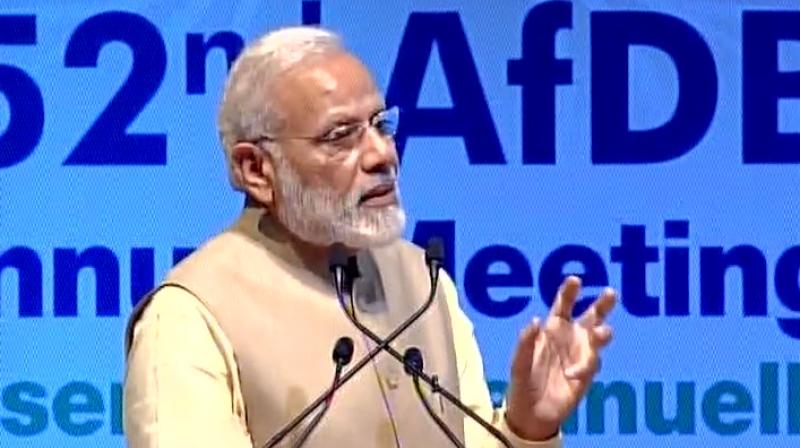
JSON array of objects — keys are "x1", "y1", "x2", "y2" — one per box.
[{"x1": 240, "y1": 106, "x2": 400, "y2": 153}]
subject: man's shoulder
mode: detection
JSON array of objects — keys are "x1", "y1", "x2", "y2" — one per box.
[
  {"x1": 143, "y1": 285, "x2": 207, "y2": 316},
  {"x1": 125, "y1": 284, "x2": 213, "y2": 355},
  {"x1": 173, "y1": 230, "x2": 251, "y2": 266},
  {"x1": 166, "y1": 229, "x2": 281, "y2": 285}
]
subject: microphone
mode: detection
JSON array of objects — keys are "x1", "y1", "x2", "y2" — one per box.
[
  {"x1": 403, "y1": 347, "x2": 465, "y2": 448},
  {"x1": 262, "y1": 337, "x2": 353, "y2": 448},
  {"x1": 264, "y1": 241, "x2": 446, "y2": 447},
  {"x1": 331, "y1": 238, "x2": 513, "y2": 448},
  {"x1": 333, "y1": 336, "x2": 355, "y2": 366},
  {"x1": 329, "y1": 246, "x2": 348, "y2": 299},
  {"x1": 291, "y1": 337, "x2": 354, "y2": 447},
  {"x1": 424, "y1": 237, "x2": 444, "y2": 286}
]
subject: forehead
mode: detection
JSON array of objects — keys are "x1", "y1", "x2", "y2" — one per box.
[{"x1": 272, "y1": 52, "x2": 383, "y2": 130}]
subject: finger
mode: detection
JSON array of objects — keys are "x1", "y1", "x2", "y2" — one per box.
[
  {"x1": 579, "y1": 287, "x2": 617, "y2": 327},
  {"x1": 510, "y1": 318, "x2": 541, "y2": 379},
  {"x1": 590, "y1": 324, "x2": 613, "y2": 349},
  {"x1": 550, "y1": 276, "x2": 582, "y2": 321},
  {"x1": 564, "y1": 353, "x2": 600, "y2": 380},
  {"x1": 593, "y1": 288, "x2": 617, "y2": 322}
]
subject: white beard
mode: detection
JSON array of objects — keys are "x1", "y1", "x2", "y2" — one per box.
[{"x1": 271, "y1": 150, "x2": 406, "y2": 249}]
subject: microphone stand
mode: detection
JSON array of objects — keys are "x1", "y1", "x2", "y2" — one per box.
[{"x1": 262, "y1": 243, "x2": 445, "y2": 448}]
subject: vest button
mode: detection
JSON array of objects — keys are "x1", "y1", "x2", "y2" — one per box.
[{"x1": 384, "y1": 375, "x2": 400, "y2": 390}]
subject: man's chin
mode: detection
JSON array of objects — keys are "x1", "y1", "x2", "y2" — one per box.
[{"x1": 343, "y1": 207, "x2": 406, "y2": 249}]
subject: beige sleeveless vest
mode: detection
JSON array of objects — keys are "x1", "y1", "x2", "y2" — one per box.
[{"x1": 126, "y1": 209, "x2": 464, "y2": 447}]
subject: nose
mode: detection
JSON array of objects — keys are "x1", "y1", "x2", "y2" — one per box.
[{"x1": 360, "y1": 126, "x2": 398, "y2": 174}]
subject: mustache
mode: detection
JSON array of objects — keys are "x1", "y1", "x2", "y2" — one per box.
[{"x1": 357, "y1": 172, "x2": 398, "y2": 196}]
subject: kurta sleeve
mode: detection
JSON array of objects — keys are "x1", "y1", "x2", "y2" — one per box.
[
  {"x1": 439, "y1": 272, "x2": 563, "y2": 448},
  {"x1": 124, "y1": 286, "x2": 252, "y2": 447}
]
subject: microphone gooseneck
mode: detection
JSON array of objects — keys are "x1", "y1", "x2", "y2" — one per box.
[
  {"x1": 332, "y1": 238, "x2": 513, "y2": 448},
  {"x1": 264, "y1": 241, "x2": 448, "y2": 448},
  {"x1": 264, "y1": 336, "x2": 354, "y2": 448},
  {"x1": 404, "y1": 348, "x2": 465, "y2": 448},
  {"x1": 291, "y1": 337, "x2": 354, "y2": 448}
]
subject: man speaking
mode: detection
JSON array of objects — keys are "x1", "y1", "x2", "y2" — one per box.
[{"x1": 123, "y1": 26, "x2": 617, "y2": 447}]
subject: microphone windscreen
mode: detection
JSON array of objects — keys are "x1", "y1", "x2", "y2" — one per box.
[
  {"x1": 332, "y1": 336, "x2": 354, "y2": 365},
  {"x1": 345, "y1": 256, "x2": 361, "y2": 279},
  {"x1": 403, "y1": 347, "x2": 424, "y2": 375},
  {"x1": 425, "y1": 238, "x2": 445, "y2": 265},
  {"x1": 329, "y1": 243, "x2": 349, "y2": 272}
]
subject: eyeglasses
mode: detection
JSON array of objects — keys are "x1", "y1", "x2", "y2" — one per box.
[{"x1": 245, "y1": 106, "x2": 399, "y2": 153}]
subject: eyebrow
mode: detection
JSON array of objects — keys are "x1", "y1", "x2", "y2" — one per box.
[{"x1": 320, "y1": 105, "x2": 387, "y2": 130}]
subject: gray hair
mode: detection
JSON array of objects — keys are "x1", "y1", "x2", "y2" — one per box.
[{"x1": 217, "y1": 26, "x2": 344, "y2": 189}]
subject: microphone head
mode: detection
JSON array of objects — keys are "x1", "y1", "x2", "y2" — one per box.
[
  {"x1": 403, "y1": 347, "x2": 424, "y2": 375},
  {"x1": 332, "y1": 337, "x2": 354, "y2": 366},
  {"x1": 345, "y1": 256, "x2": 361, "y2": 280},
  {"x1": 424, "y1": 238, "x2": 445, "y2": 267},
  {"x1": 329, "y1": 243, "x2": 349, "y2": 273}
]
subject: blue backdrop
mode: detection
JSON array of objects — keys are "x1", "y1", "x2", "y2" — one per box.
[{"x1": 2, "y1": 1, "x2": 800, "y2": 446}]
